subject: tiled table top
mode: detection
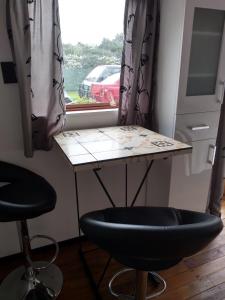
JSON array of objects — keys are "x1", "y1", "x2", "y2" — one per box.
[{"x1": 54, "y1": 126, "x2": 192, "y2": 171}]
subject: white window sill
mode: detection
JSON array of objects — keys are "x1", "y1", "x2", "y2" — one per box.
[{"x1": 65, "y1": 108, "x2": 119, "y2": 130}]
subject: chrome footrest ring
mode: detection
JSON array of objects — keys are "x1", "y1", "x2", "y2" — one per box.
[
  {"x1": 27, "y1": 235, "x2": 59, "y2": 271},
  {"x1": 109, "y1": 268, "x2": 134, "y2": 300},
  {"x1": 146, "y1": 272, "x2": 167, "y2": 299},
  {"x1": 108, "y1": 268, "x2": 167, "y2": 300}
]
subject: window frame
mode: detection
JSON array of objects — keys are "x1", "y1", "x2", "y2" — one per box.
[
  {"x1": 65, "y1": 107, "x2": 119, "y2": 131},
  {"x1": 66, "y1": 102, "x2": 119, "y2": 112}
]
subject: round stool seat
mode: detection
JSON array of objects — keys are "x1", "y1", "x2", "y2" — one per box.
[
  {"x1": 80, "y1": 207, "x2": 223, "y2": 271},
  {"x1": 0, "y1": 162, "x2": 56, "y2": 222}
]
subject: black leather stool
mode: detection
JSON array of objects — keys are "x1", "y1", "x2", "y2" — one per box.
[
  {"x1": 0, "y1": 161, "x2": 63, "y2": 300},
  {"x1": 80, "y1": 207, "x2": 223, "y2": 300}
]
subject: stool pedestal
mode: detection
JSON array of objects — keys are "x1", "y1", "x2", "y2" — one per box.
[
  {"x1": 136, "y1": 271, "x2": 148, "y2": 300},
  {"x1": 0, "y1": 221, "x2": 63, "y2": 300},
  {"x1": 0, "y1": 262, "x2": 63, "y2": 300},
  {"x1": 109, "y1": 268, "x2": 167, "y2": 300}
]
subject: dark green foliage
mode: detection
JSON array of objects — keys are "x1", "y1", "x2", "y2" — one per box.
[{"x1": 63, "y1": 34, "x2": 123, "y2": 91}]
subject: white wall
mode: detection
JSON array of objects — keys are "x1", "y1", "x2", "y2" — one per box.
[{"x1": 0, "y1": 0, "x2": 146, "y2": 258}]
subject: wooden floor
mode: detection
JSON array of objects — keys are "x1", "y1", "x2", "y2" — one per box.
[{"x1": 1, "y1": 200, "x2": 225, "y2": 299}]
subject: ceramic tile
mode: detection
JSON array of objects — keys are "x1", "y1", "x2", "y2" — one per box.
[
  {"x1": 131, "y1": 146, "x2": 161, "y2": 156},
  {"x1": 102, "y1": 126, "x2": 146, "y2": 141},
  {"x1": 93, "y1": 149, "x2": 134, "y2": 162},
  {"x1": 69, "y1": 154, "x2": 97, "y2": 166},
  {"x1": 73, "y1": 129, "x2": 110, "y2": 143},
  {"x1": 54, "y1": 133, "x2": 78, "y2": 145},
  {"x1": 83, "y1": 140, "x2": 123, "y2": 153},
  {"x1": 61, "y1": 144, "x2": 89, "y2": 156}
]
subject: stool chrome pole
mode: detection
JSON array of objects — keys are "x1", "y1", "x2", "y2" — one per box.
[
  {"x1": 0, "y1": 220, "x2": 63, "y2": 300},
  {"x1": 136, "y1": 271, "x2": 148, "y2": 300}
]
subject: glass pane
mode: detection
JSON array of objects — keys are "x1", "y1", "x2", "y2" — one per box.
[
  {"x1": 187, "y1": 8, "x2": 225, "y2": 96},
  {"x1": 58, "y1": 0, "x2": 125, "y2": 107}
]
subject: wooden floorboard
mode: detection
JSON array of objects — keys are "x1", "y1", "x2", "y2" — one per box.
[{"x1": 1, "y1": 199, "x2": 225, "y2": 299}]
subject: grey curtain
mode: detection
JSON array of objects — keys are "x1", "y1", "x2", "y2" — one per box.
[
  {"x1": 6, "y1": 0, "x2": 65, "y2": 157},
  {"x1": 208, "y1": 100, "x2": 225, "y2": 216},
  {"x1": 118, "y1": 0, "x2": 159, "y2": 128}
]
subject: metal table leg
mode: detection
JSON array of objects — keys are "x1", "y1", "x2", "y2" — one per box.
[{"x1": 74, "y1": 171, "x2": 112, "y2": 300}]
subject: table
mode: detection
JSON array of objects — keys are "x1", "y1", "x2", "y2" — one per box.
[
  {"x1": 54, "y1": 125, "x2": 192, "y2": 299},
  {"x1": 54, "y1": 125, "x2": 191, "y2": 171}
]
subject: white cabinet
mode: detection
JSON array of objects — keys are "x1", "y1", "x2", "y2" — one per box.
[
  {"x1": 169, "y1": 139, "x2": 216, "y2": 212},
  {"x1": 177, "y1": 0, "x2": 225, "y2": 114},
  {"x1": 155, "y1": 0, "x2": 224, "y2": 212},
  {"x1": 175, "y1": 112, "x2": 220, "y2": 142}
]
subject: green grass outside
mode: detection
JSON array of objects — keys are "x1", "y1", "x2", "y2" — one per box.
[{"x1": 67, "y1": 91, "x2": 95, "y2": 104}]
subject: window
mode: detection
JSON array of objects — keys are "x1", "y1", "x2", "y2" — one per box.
[{"x1": 58, "y1": 0, "x2": 125, "y2": 111}]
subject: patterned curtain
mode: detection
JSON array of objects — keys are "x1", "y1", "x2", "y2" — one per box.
[
  {"x1": 6, "y1": 0, "x2": 65, "y2": 157},
  {"x1": 118, "y1": 0, "x2": 160, "y2": 128}
]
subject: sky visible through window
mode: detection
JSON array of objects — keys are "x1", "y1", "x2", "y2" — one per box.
[
  {"x1": 58, "y1": 0, "x2": 125, "y2": 46},
  {"x1": 58, "y1": 0, "x2": 125, "y2": 107}
]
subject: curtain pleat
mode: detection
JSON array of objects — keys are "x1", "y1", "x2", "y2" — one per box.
[
  {"x1": 6, "y1": 0, "x2": 33, "y2": 157},
  {"x1": 118, "y1": 0, "x2": 160, "y2": 128},
  {"x1": 6, "y1": 0, "x2": 66, "y2": 157}
]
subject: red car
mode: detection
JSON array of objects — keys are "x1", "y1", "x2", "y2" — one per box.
[{"x1": 90, "y1": 73, "x2": 120, "y2": 106}]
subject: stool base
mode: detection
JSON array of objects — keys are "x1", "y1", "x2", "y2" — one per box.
[
  {"x1": 0, "y1": 261, "x2": 63, "y2": 300},
  {"x1": 109, "y1": 268, "x2": 167, "y2": 300}
]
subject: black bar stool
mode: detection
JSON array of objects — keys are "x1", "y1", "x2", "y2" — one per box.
[
  {"x1": 0, "y1": 161, "x2": 63, "y2": 300},
  {"x1": 80, "y1": 206, "x2": 223, "y2": 300}
]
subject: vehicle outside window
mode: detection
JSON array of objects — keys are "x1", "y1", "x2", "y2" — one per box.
[
  {"x1": 79, "y1": 65, "x2": 121, "y2": 98},
  {"x1": 90, "y1": 72, "x2": 120, "y2": 106}
]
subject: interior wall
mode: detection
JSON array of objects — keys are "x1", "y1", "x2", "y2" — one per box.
[{"x1": 0, "y1": 0, "x2": 146, "y2": 258}]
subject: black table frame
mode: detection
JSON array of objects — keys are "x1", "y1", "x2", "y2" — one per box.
[{"x1": 74, "y1": 160, "x2": 154, "y2": 300}]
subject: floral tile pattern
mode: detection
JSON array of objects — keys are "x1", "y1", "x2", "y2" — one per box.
[{"x1": 54, "y1": 126, "x2": 192, "y2": 171}]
